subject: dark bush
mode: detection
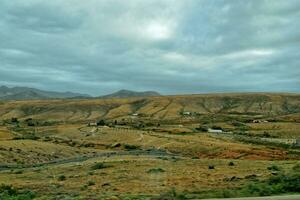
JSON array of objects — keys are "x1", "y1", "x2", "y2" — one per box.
[
  {"x1": 27, "y1": 121, "x2": 35, "y2": 127},
  {"x1": 0, "y1": 184, "x2": 35, "y2": 200},
  {"x1": 90, "y1": 162, "x2": 109, "y2": 170},
  {"x1": 262, "y1": 131, "x2": 271, "y2": 138},
  {"x1": 267, "y1": 165, "x2": 280, "y2": 171},
  {"x1": 11, "y1": 118, "x2": 19, "y2": 123},
  {"x1": 267, "y1": 172, "x2": 300, "y2": 193},
  {"x1": 87, "y1": 180, "x2": 95, "y2": 186},
  {"x1": 97, "y1": 120, "x2": 106, "y2": 126},
  {"x1": 147, "y1": 168, "x2": 165, "y2": 173},
  {"x1": 228, "y1": 161, "x2": 235, "y2": 166},
  {"x1": 124, "y1": 144, "x2": 140, "y2": 150},
  {"x1": 57, "y1": 175, "x2": 66, "y2": 181},
  {"x1": 208, "y1": 165, "x2": 215, "y2": 169},
  {"x1": 212, "y1": 125, "x2": 223, "y2": 130},
  {"x1": 196, "y1": 125, "x2": 208, "y2": 132},
  {"x1": 0, "y1": 185, "x2": 17, "y2": 196}
]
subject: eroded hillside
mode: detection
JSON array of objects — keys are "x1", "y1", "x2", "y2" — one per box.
[{"x1": 0, "y1": 93, "x2": 299, "y2": 122}]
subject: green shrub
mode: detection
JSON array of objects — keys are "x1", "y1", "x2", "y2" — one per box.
[
  {"x1": 208, "y1": 165, "x2": 215, "y2": 169},
  {"x1": 87, "y1": 180, "x2": 96, "y2": 186},
  {"x1": 97, "y1": 119, "x2": 106, "y2": 126},
  {"x1": 124, "y1": 144, "x2": 140, "y2": 150},
  {"x1": 292, "y1": 164, "x2": 300, "y2": 171},
  {"x1": 0, "y1": 184, "x2": 35, "y2": 200},
  {"x1": 147, "y1": 168, "x2": 165, "y2": 173},
  {"x1": 0, "y1": 185, "x2": 17, "y2": 196},
  {"x1": 90, "y1": 162, "x2": 110, "y2": 170},
  {"x1": 228, "y1": 161, "x2": 235, "y2": 166},
  {"x1": 11, "y1": 118, "x2": 19, "y2": 123},
  {"x1": 212, "y1": 125, "x2": 223, "y2": 130},
  {"x1": 13, "y1": 170, "x2": 23, "y2": 174},
  {"x1": 57, "y1": 175, "x2": 66, "y2": 181},
  {"x1": 267, "y1": 165, "x2": 280, "y2": 171},
  {"x1": 196, "y1": 125, "x2": 208, "y2": 132}
]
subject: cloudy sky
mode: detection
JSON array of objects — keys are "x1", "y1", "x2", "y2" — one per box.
[{"x1": 0, "y1": 0, "x2": 299, "y2": 96}]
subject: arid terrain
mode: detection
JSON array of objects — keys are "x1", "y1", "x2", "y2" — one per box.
[{"x1": 0, "y1": 93, "x2": 299, "y2": 200}]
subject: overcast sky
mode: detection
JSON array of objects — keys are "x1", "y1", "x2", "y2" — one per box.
[{"x1": 0, "y1": 0, "x2": 299, "y2": 96}]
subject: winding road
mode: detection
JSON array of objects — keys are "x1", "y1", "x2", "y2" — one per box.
[{"x1": 0, "y1": 149, "x2": 178, "y2": 172}]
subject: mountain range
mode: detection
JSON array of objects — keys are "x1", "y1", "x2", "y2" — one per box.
[
  {"x1": 100, "y1": 89, "x2": 161, "y2": 99},
  {"x1": 0, "y1": 86, "x2": 91, "y2": 100},
  {"x1": 0, "y1": 86, "x2": 161, "y2": 100}
]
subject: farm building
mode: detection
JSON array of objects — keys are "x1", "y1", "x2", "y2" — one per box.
[
  {"x1": 208, "y1": 128, "x2": 223, "y2": 133},
  {"x1": 182, "y1": 111, "x2": 191, "y2": 115},
  {"x1": 88, "y1": 122, "x2": 98, "y2": 126},
  {"x1": 252, "y1": 120, "x2": 269, "y2": 123}
]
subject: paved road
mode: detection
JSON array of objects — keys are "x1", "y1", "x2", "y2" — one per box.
[
  {"x1": 201, "y1": 195, "x2": 300, "y2": 200},
  {"x1": 0, "y1": 149, "x2": 179, "y2": 172}
]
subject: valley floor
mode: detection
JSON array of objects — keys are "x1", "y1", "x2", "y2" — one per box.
[{"x1": 0, "y1": 105, "x2": 299, "y2": 199}]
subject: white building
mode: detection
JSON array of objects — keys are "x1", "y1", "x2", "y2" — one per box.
[
  {"x1": 208, "y1": 128, "x2": 223, "y2": 133},
  {"x1": 182, "y1": 111, "x2": 191, "y2": 115},
  {"x1": 88, "y1": 122, "x2": 98, "y2": 126}
]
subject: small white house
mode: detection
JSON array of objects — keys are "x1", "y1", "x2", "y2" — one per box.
[
  {"x1": 88, "y1": 122, "x2": 98, "y2": 126},
  {"x1": 208, "y1": 128, "x2": 223, "y2": 133},
  {"x1": 182, "y1": 111, "x2": 191, "y2": 115},
  {"x1": 132, "y1": 113, "x2": 139, "y2": 116}
]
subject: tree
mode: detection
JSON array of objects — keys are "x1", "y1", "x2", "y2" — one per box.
[{"x1": 97, "y1": 119, "x2": 106, "y2": 126}]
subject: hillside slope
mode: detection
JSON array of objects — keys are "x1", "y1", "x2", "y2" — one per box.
[{"x1": 0, "y1": 93, "x2": 299, "y2": 122}]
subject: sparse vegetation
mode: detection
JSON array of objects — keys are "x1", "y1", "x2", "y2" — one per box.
[
  {"x1": 151, "y1": 188, "x2": 187, "y2": 200},
  {"x1": 0, "y1": 184, "x2": 35, "y2": 200},
  {"x1": 147, "y1": 168, "x2": 165, "y2": 173}
]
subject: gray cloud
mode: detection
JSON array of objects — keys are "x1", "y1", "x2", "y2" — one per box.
[{"x1": 0, "y1": 0, "x2": 299, "y2": 95}]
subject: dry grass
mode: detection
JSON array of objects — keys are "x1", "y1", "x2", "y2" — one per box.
[
  {"x1": 0, "y1": 155, "x2": 298, "y2": 198},
  {"x1": 0, "y1": 140, "x2": 92, "y2": 164}
]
